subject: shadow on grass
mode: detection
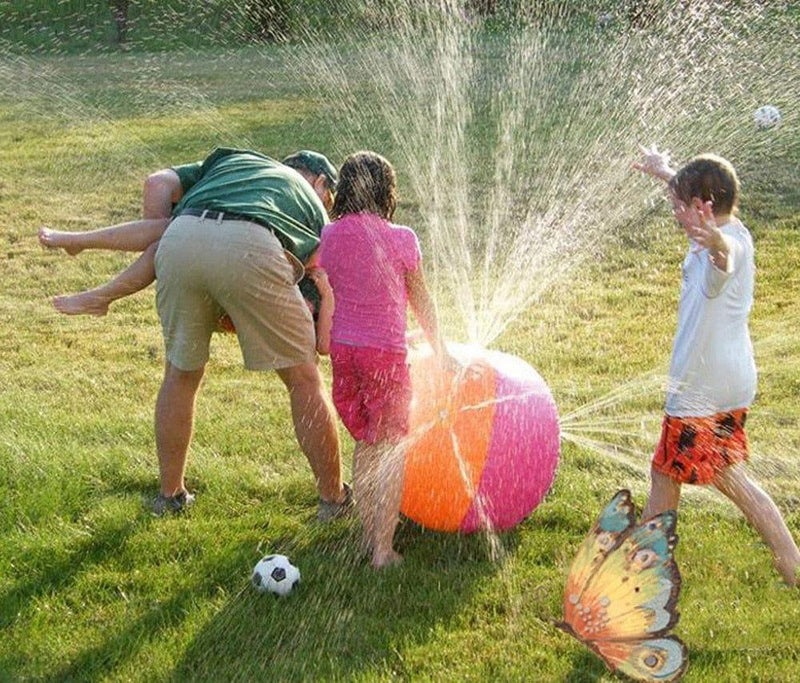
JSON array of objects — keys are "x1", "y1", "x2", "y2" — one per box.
[
  {"x1": 19, "y1": 510, "x2": 260, "y2": 682},
  {"x1": 563, "y1": 647, "x2": 610, "y2": 682},
  {"x1": 0, "y1": 477, "x2": 516, "y2": 680},
  {"x1": 171, "y1": 516, "x2": 509, "y2": 680},
  {"x1": 0, "y1": 517, "x2": 138, "y2": 630},
  {"x1": 558, "y1": 632, "x2": 800, "y2": 680}
]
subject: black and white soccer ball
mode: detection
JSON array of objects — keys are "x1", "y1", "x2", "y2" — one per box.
[
  {"x1": 251, "y1": 554, "x2": 301, "y2": 596},
  {"x1": 754, "y1": 104, "x2": 781, "y2": 129}
]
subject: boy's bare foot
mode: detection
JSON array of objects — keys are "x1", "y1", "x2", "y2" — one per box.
[
  {"x1": 39, "y1": 227, "x2": 84, "y2": 256},
  {"x1": 371, "y1": 550, "x2": 403, "y2": 569},
  {"x1": 52, "y1": 292, "x2": 110, "y2": 316}
]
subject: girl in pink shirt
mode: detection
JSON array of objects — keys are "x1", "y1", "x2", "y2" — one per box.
[{"x1": 311, "y1": 151, "x2": 451, "y2": 568}]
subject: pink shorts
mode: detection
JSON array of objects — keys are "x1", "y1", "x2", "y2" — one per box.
[{"x1": 330, "y1": 342, "x2": 411, "y2": 444}]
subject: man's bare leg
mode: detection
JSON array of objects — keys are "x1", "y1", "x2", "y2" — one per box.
[
  {"x1": 275, "y1": 362, "x2": 344, "y2": 503},
  {"x1": 155, "y1": 361, "x2": 205, "y2": 497},
  {"x1": 53, "y1": 241, "x2": 159, "y2": 316}
]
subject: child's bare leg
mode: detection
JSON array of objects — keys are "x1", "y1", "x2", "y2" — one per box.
[
  {"x1": 39, "y1": 218, "x2": 169, "y2": 256},
  {"x1": 713, "y1": 465, "x2": 800, "y2": 586},
  {"x1": 370, "y1": 440, "x2": 405, "y2": 569},
  {"x1": 53, "y1": 242, "x2": 158, "y2": 316},
  {"x1": 642, "y1": 468, "x2": 682, "y2": 519},
  {"x1": 142, "y1": 169, "x2": 181, "y2": 220},
  {"x1": 353, "y1": 441, "x2": 378, "y2": 555}
]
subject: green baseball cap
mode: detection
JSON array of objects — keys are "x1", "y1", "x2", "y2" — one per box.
[{"x1": 282, "y1": 150, "x2": 338, "y2": 190}]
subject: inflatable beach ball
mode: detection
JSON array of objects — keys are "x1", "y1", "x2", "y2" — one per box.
[{"x1": 401, "y1": 344, "x2": 560, "y2": 533}]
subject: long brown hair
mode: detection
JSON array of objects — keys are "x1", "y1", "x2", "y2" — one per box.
[{"x1": 331, "y1": 151, "x2": 397, "y2": 220}]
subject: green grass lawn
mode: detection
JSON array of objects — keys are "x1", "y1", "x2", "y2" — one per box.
[{"x1": 2, "y1": 10, "x2": 800, "y2": 681}]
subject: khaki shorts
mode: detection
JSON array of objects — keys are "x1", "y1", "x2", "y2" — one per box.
[{"x1": 154, "y1": 214, "x2": 316, "y2": 371}]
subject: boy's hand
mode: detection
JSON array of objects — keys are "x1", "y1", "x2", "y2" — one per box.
[
  {"x1": 632, "y1": 143, "x2": 675, "y2": 182},
  {"x1": 688, "y1": 201, "x2": 729, "y2": 268},
  {"x1": 307, "y1": 266, "x2": 333, "y2": 297},
  {"x1": 687, "y1": 201, "x2": 725, "y2": 250}
]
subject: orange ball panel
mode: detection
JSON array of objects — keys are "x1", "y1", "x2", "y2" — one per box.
[{"x1": 401, "y1": 354, "x2": 497, "y2": 531}]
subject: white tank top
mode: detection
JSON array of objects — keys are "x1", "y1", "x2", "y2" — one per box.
[{"x1": 665, "y1": 220, "x2": 757, "y2": 416}]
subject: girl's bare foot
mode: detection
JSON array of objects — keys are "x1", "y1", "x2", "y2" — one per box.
[
  {"x1": 359, "y1": 535, "x2": 373, "y2": 558},
  {"x1": 371, "y1": 549, "x2": 403, "y2": 569},
  {"x1": 52, "y1": 292, "x2": 110, "y2": 316},
  {"x1": 39, "y1": 227, "x2": 84, "y2": 256}
]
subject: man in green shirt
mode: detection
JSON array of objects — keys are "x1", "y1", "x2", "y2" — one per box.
[
  {"x1": 42, "y1": 148, "x2": 351, "y2": 518},
  {"x1": 151, "y1": 148, "x2": 350, "y2": 517}
]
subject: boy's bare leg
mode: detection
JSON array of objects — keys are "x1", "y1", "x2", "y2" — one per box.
[
  {"x1": 713, "y1": 465, "x2": 800, "y2": 586},
  {"x1": 142, "y1": 168, "x2": 181, "y2": 220},
  {"x1": 642, "y1": 468, "x2": 682, "y2": 520},
  {"x1": 47, "y1": 171, "x2": 176, "y2": 313},
  {"x1": 39, "y1": 218, "x2": 169, "y2": 255},
  {"x1": 370, "y1": 440, "x2": 404, "y2": 569},
  {"x1": 53, "y1": 241, "x2": 159, "y2": 316}
]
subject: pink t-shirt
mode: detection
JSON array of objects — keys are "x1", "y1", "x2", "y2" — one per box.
[{"x1": 319, "y1": 213, "x2": 422, "y2": 351}]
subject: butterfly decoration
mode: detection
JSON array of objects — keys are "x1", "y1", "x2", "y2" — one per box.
[{"x1": 556, "y1": 490, "x2": 688, "y2": 681}]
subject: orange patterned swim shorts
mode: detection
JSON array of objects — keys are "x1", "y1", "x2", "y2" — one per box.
[{"x1": 652, "y1": 409, "x2": 749, "y2": 485}]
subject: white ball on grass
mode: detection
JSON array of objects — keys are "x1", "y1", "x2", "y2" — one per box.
[
  {"x1": 251, "y1": 554, "x2": 301, "y2": 596},
  {"x1": 597, "y1": 12, "x2": 614, "y2": 29},
  {"x1": 754, "y1": 104, "x2": 781, "y2": 129}
]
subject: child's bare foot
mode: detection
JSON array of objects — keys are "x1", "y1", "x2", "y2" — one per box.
[
  {"x1": 52, "y1": 292, "x2": 110, "y2": 316},
  {"x1": 359, "y1": 535, "x2": 373, "y2": 558},
  {"x1": 371, "y1": 549, "x2": 403, "y2": 569},
  {"x1": 39, "y1": 227, "x2": 84, "y2": 256}
]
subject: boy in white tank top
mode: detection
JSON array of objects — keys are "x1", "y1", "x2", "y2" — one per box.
[{"x1": 634, "y1": 146, "x2": 799, "y2": 586}]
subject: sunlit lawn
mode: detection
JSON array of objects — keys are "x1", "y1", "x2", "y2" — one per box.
[{"x1": 1, "y1": 35, "x2": 799, "y2": 681}]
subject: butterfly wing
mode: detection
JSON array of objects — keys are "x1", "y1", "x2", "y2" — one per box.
[
  {"x1": 562, "y1": 489, "x2": 637, "y2": 628},
  {"x1": 559, "y1": 492, "x2": 687, "y2": 682},
  {"x1": 572, "y1": 510, "x2": 681, "y2": 641},
  {"x1": 593, "y1": 636, "x2": 688, "y2": 681}
]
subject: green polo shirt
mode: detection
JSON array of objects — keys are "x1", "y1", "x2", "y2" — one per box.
[{"x1": 171, "y1": 148, "x2": 328, "y2": 263}]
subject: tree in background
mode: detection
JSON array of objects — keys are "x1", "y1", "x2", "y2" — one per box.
[
  {"x1": 244, "y1": 0, "x2": 291, "y2": 42},
  {"x1": 110, "y1": 0, "x2": 130, "y2": 46},
  {"x1": 468, "y1": 0, "x2": 498, "y2": 16}
]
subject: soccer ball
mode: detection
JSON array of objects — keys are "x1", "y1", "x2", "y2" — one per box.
[
  {"x1": 754, "y1": 104, "x2": 781, "y2": 129},
  {"x1": 251, "y1": 554, "x2": 301, "y2": 596}
]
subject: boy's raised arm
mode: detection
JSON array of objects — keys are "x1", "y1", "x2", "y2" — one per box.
[{"x1": 633, "y1": 143, "x2": 676, "y2": 183}]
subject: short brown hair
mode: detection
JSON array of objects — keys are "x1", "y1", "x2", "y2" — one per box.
[
  {"x1": 669, "y1": 154, "x2": 740, "y2": 216},
  {"x1": 332, "y1": 151, "x2": 397, "y2": 220}
]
